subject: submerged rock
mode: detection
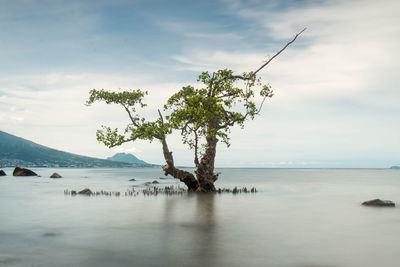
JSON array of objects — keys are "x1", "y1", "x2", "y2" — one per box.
[
  {"x1": 129, "y1": 178, "x2": 136, "y2": 181},
  {"x1": 152, "y1": 180, "x2": 159, "y2": 184},
  {"x1": 0, "y1": 254, "x2": 21, "y2": 265},
  {"x1": 0, "y1": 170, "x2": 6, "y2": 176},
  {"x1": 78, "y1": 188, "x2": 92, "y2": 195},
  {"x1": 13, "y1": 167, "x2": 37, "y2": 176},
  {"x1": 362, "y1": 199, "x2": 395, "y2": 207},
  {"x1": 43, "y1": 232, "x2": 61, "y2": 237},
  {"x1": 50, "y1": 172, "x2": 62, "y2": 178}
]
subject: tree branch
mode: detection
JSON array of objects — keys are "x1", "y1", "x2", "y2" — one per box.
[
  {"x1": 232, "y1": 28, "x2": 306, "y2": 80},
  {"x1": 107, "y1": 133, "x2": 143, "y2": 148},
  {"x1": 255, "y1": 95, "x2": 268, "y2": 115},
  {"x1": 217, "y1": 110, "x2": 248, "y2": 129},
  {"x1": 193, "y1": 127, "x2": 200, "y2": 166},
  {"x1": 207, "y1": 72, "x2": 216, "y2": 97},
  {"x1": 123, "y1": 104, "x2": 139, "y2": 127}
]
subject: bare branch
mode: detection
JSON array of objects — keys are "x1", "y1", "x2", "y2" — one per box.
[
  {"x1": 252, "y1": 28, "x2": 306, "y2": 77},
  {"x1": 207, "y1": 72, "x2": 216, "y2": 97},
  {"x1": 193, "y1": 128, "x2": 200, "y2": 166},
  {"x1": 255, "y1": 96, "x2": 268, "y2": 115},
  {"x1": 157, "y1": 109, "x2": 164, "y2": 124},
  {"x1": 122, "y1": 104, "x2": 140, "y2": 127},
  {"x1": 232, "y1": 28, "x2": 307, "y2": 80}
]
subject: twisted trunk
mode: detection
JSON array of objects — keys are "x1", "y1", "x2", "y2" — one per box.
[
  {"x1": 195, "y1": 135, "x2": 218, "y2": 192},
  {"x1": 160, "y1": 135, "x2": 218, "y2": 193},
  {"x1": 161, "y1": 138, "x2": 199, "y2": 191}
]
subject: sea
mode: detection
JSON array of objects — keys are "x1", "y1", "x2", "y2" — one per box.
[{"x1": 0, "y1": 167, "x2": 399, "y2": 267}]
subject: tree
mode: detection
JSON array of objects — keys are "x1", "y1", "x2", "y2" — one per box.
[{"x1": 86, "y1": 29, "x2": 306, "y2": 192}]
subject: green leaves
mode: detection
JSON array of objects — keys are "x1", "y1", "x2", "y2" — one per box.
[
  {"x1": 165, "y1": 68, "x2": 273, "y2": 151},
  {"x1": 86, "y1": 89, "x2": 147, "y2": 111},
  {"x1": 87, "y1": 68, "x2": 273, "y2": 157},
  {"x1": 96, "y1": 126, "x2": 127, "y2": 148},
  {"x1": 87, "y1": 88, "x2": 171, "y2": 148}
]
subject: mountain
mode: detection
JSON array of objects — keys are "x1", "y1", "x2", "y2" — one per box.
[
  {"x1": 107, "y1": 153, "x2": 149, "y2": 165},
  {"x1": 0, "y1": 130, "x2": 145, "y2": 168}
]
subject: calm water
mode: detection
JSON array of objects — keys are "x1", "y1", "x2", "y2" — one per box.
[{"x1": 0, "y1": 167, "x2": 399, "y2": 267}]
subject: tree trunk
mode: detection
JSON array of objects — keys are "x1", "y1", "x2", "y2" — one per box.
[
  {"x1": 161, "y1": 138, "x2": 199, "y2": 191},
  {"x1": 195, "y1": 135, "x2": 218, "y2": 192}
]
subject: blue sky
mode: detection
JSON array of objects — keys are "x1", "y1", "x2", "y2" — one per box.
[{"x1": 0, "y1": 0, "x2": 399, "y2": 168}]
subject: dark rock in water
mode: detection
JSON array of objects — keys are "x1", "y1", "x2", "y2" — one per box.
[
  {"x1": 71, "y1": 190, "x2": 77, "y2": 195},
  {"x1": 362, "y1": 199, "x2": 395, "y2": 207},
  {"x1": 50, "y1": 172, "x2": 62, "y2": 178},
  {"x1": 0, "y1": 170, "x2": 6, "y2": 176},
  {"x1": 78, "y1": 188, "x2": 92, "y2": 195},
  {"x1": 43, "y1": 232, "x2": 61, "y2": 237},
  {"x1": 13, "y1": 166, "x2": 37, "y2": 176},
  {"x1": 159, "y1": 177, "x2": 169, "y2": 180},
  {"x1": 0, "y1": 254, "x2": 21, "y2": 265},
  {"x1": 152, "y1": 180, "x2": 159, "y2": 184},
  {"x1": 129, "y1": 178, "x2": 136, "y2": 181}
]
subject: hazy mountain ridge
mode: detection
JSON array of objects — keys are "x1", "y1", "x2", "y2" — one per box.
[
  {"x1": 107, "y1": 153, "x2": 149, "y2": 165},
  {"x1": 0, "y1": 130, "x2": 146, "y2": 168}
]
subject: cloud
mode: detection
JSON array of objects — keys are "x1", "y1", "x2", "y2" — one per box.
[
  {"x1": 1, "y1": 0, "x2": 398, "y2": 167},
  {"x1": 168, "y1": 0, "x2": 400, "y2": 167},
  {"x1": 113, "y1": 146, "x2": 140, "y2": 154},
  {"x1": 0, "y1": 72, "x2": 192, "y2": 164}
]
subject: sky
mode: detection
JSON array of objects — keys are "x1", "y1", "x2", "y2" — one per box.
[{"x1": 0, "y1": 0, "x2": 399, "y2": 168}]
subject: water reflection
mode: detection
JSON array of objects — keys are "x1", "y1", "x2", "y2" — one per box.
[
  {"x1": 193, "y1": 193, "x2": 216, "y2": 266},
  {"x1": 161, "y1": 193, "x2": 217, "y2": 266},
  {"x1": 2, "y1": 168, "x2": 400, "y2": 266}
]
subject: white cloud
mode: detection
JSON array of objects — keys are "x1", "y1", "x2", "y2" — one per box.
[
  {"x1": 0, "y1": 72, "x2": 193, "y2": 164},
  {"x1": 169, "y1": 0, "x2": 400, "y2": 167},
  {"x1": 113, "y1": 146, "x2": 140, "y2": 154},
  {"x1": 1, "y1": 0, "x2": 399, "y2": 167}
]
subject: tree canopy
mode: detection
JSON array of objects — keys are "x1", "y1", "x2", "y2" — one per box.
[{"x1": 87, "y1": 28, "x2": 306, "y2": 192}]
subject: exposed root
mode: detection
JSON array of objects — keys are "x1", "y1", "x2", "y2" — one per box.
[{"x1": 64, "y1": 186, "x2": 257, "y2": 197}]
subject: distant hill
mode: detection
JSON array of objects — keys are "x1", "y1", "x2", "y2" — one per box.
[
  {"x1": 107, "y1": 153, "x2": 149, "y2": 165},
  {"x1": 0, "y1": 130, "x2": 145, "y2": 168},
  {"x1": 390, "y1": 166, "x2": 400, "y2": 169}
]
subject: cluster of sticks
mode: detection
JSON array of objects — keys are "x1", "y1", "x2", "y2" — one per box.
[
  {"x1": 64, "y1": 186, "x2": 257, "y2": 197},
  {"x1": 64, "y1": 189, "x2": 123, "y2": 196},
  {"x1": 63, "y1": 185, "x2": 187, "y2": 197},
  {"x1": 141, "y1": 185, "x2": 187, "y2": 196},
  {"x1": 217, "y1": 187, "x2": 257, "y2": 194}
]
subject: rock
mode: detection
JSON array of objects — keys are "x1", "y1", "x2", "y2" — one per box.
[
  {"x1": 0, "y1": 170, "x2": 6, "y2": 176},
  {"x1": 50, "y1": 172, "x2": 62, "y2": 178},
  {"x1": 13, "y1": 167, "x2": 37, "y2": 176},
  {"x1": 152, "y1": 180, "x2": 159, "y2": 184},
  {"x1": 362, "y1": 199, "x2": 395, "y2": 207},
  {"x1": 78, "y1": 188, "x2": 92, "y2": 195},
  {"x1": 43, "y1": 232, "x2": 61, "y2": 237},
  {"x1": 71, "y1": 190, "x2": 77, "y2": 195},
  {"x1": 129, "y1": 178, "x2": 136, "y2": 181}
]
